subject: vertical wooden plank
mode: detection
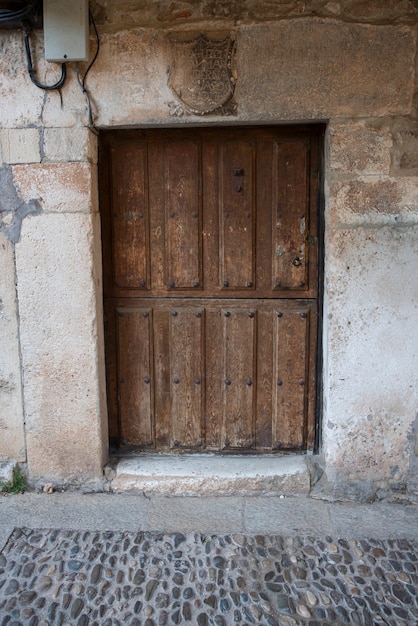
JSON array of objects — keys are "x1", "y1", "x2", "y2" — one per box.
[
  {"x1": 165, "y1": 141, "x2": 202, "y2": 289},
  {"x1": 219, "y1": 141, "x2": 255, "y2": 290},
  {"x1": 255, "y1": 307, "x2": 274, "y2": 449},
  {"x1": 103, "y1": 301, "x2": 119, "y2": 443},
  {"x1": 205, "y1": 307, "x2": 223, "y2": 449},
  {"x1": 223, "y1": 308, "x2": 255, "y2": 448},
  {"x1": 202, "y1": 140, "x2": 220, "y2": 294},
  {"x1": 117, "y1": 308, "x2": 153, "y2": 445},
  {"x1": 170, "y1": 307, "x2": 203, "y2": 447},
  {"x1": 306, "y1": 305, "x2": 318, "y2": 450},
  {"x1": 148, "y1": 140, "x2": 166, "y2": 290},
  {"x1": 272, "y1": 141, "x2": 309, "y2": 291},
  {"x1": 273, "y1": 308, "x2": 308, "y2": 449},
  {"x1": 256, "y1": 136, "x2": 274, "y2": 294},
  {"x1": 111, "y1": 142, "x2": 149, "y2": 289},
  {"x1": 153, "y1": 308, "x2": 171, "y2": 448}
]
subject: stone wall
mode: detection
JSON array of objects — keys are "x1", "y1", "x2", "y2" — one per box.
[{"x1": 0, "y1": 1, "x2": 417, "y2": 496}]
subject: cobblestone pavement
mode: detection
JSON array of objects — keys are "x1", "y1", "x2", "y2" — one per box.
[{"x1": 0, "y1": 528, "x2": 417, "y2": 625}]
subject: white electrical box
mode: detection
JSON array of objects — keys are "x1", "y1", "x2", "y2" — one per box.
[{"x1": 44, "y1": 0, "x2": 89, "y2": 62}]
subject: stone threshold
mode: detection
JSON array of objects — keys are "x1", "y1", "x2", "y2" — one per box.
[{"x1": 109, "y1": 454, "x2": 311, "y2": 496}]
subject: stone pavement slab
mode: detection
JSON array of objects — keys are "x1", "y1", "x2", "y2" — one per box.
[
  {"x1": 147, "y1": 496, "x2": 244, "y2": 533},
  {"x1": 243, "y1": 497, "x2": 332, "y2": 535}
]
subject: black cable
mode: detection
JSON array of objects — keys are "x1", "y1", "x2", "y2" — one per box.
[
  {"x1": 23, "y1": 21, "x2": 67, "y2": 91},
  {"x1": 76, "y1": 10, "x2": 100, "y2": 129},
  {"x1": 0, "y1": 0, "x2": 41, "y2": 22}
]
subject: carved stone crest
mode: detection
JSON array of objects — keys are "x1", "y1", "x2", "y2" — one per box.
[{"x1": 168, "y1": 32, "x2": 236, "y2": 117}]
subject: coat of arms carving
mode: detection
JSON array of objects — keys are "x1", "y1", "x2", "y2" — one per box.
[{"x1": 168, "y1": 32, "x2": 236, "y2": 116}]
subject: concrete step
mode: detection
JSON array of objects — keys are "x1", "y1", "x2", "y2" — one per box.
[{"x1": 109, "y1": 454, "x2": 311, "y2": 495}]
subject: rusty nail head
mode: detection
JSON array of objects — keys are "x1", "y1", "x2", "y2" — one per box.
[
  {"x1": 224, "y1": 311, "x2": 231, "y2": 317},
  {"x1": 139, "y1": 280, "x2": 146, "y2": 287},
  {"x1": 298, "y1": 281, "x2": 305, "y2": 287},
  {"x1": 277, "y1": 379, "x2": 283, "y2": 386},
  {"x1": 192, "y1": 281, "x2": 199, "y2": 288},
  {"x1": 246, "y1": 378, "x2": 252, "y2": 386},
  {"x1": 223, "y1": 280, "x2": 229, "y2": 287},
  {"x1": 144, "y1": 376, "x2": 150, "y2": 384},
  {"x1": 195, "y1": 311, "x2": 201, "y2": 318},
  {"x1": 300, "y1": 312, "x2": 307, "y2": 318},
  {"x1": 173, "y1": 376, "x2": 180, "y2": 384},
  {"x1": 168, "y1": 279, "x2": 175, "y2": 288},
  {"x1": 277, "y1": 311, "x2": 283, "y2": 317},
  {"x1": 195, "y1": 378, "x2": 201, "y2": 385},
  {"x1": 143, "y1": 311, "x2": 149, "y2": 318},
  {"x1": 171, "y1": 311, "x2": 177, "y2": 316},
  {"x1": 298, "y1": 379, "x2": 305, "y2": 386},
  {"x1": 247, "y1": 281, "x2": 253, "y2": 288},
  {"x1": 225, "y1": 379, "x2": 231, "y2": 385},
  {"x1": 248, "y1": 311, "x2": 254, "y2": 318},
  {"x1": 173, "y1": 440, "x2": 180, "y2": 446}
]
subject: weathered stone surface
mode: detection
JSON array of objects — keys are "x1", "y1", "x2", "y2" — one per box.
[
  {"x1": 328, "y1": 176, "x2": 418, "y2": 226},
  {"x1": 12, "y1": 163, "x2": 98, "y2": 214},
  {"x1": 43, "y1": 127, "x2": 98, "y2": 163},
  {"x1": 391, "y1": 118, "x2": 418, "y2": 176},
  {"x1": 87, "y1": 20, "x2": 415, "y2": 126},
  {"x1": 329, "y1": 119, "x2": 392, "y2": 176},
  {"x1": 323, "y1": 226, "x2": 418, "y2": 482},
  {"x1": 237, "y1": 21, "x2": 415, "y2": 120},
  {"x1": 111, "y1": 455, "x2": 310, "y2": 495},
  {"x1": 0, "y1": 128, "x2": 40, "y2": 164},
  {"x1": 0, "y1": 34, "x2": 44, "y2": 128},
  {"x1": 87, "y1": 30, "x2": 172, "y2": 126},
  {"x1": 90, "y1": 0, "x2": 418, "y2": 31},
  {"x1": 0, "y1": 233, "x2": 25, "y2": 462},
  {"x1": 15, "y1": 212, "x2": 108, "y2": 481}
]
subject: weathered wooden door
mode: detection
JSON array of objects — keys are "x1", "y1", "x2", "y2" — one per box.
[{"x1": 100, "y1": 126, "x2": 322, "y2": 452}]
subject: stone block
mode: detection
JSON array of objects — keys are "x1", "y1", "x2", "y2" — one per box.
[
  {"x1": 0, "y1": 33, "x2": 44, "y2": 127},
  {"x1": 6, "y1": 129, "x2": 41, "y2": 164},
  {"x1": 328, "y1": 176, "x2": 418, "y2": 226},
  {"x1": 329, "y1": 119, "x2": 392, "y2": 176},
  {"x1": 43, "y1": 127, "x2": 98, "y2": 163},
  {"x1": 391, "y1": 118, "x2": 418, "y2": 176},
  {"x1": 237, "y1": 21, "x2": 415, "y2": 120},
  {"x1": 12, "y1": 162, "x2": 98, "y2": 214},
  {"x1": 0, "y1": 129, "x2": 41, "y2": 165},
  {"x1": 322, "y1": 226, "x2": 418, "y2": 482},
  {"x1": 111, "y1": 455, "x2": 310, "y2": 495},
  {"x1": 0, "y1": 233, "x2": 25, "y2": 462},
  {"x1": 15, "y1": 212, "x2": 108, "y2": 481},
  {"x1": 88, "y1": 30, "x2": 171, "y2": 126}
]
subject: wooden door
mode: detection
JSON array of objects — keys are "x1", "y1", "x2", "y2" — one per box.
[{"x1": 100, "y1": 126, "x2": 322, "y2": 453}]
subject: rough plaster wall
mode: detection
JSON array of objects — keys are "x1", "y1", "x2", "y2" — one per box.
[
  {"x1": 319, "y1": 116, "x2": 418, "y2": 498},
  {"x1": 0, "y1": 1, "x2": 417, "y2": 489},
  {"x1": 0, "y1": 233, "x2": 25, "y2": 462},
  {"x1": 10, "y1": 127, "x2": 109, "y2": 483}
]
